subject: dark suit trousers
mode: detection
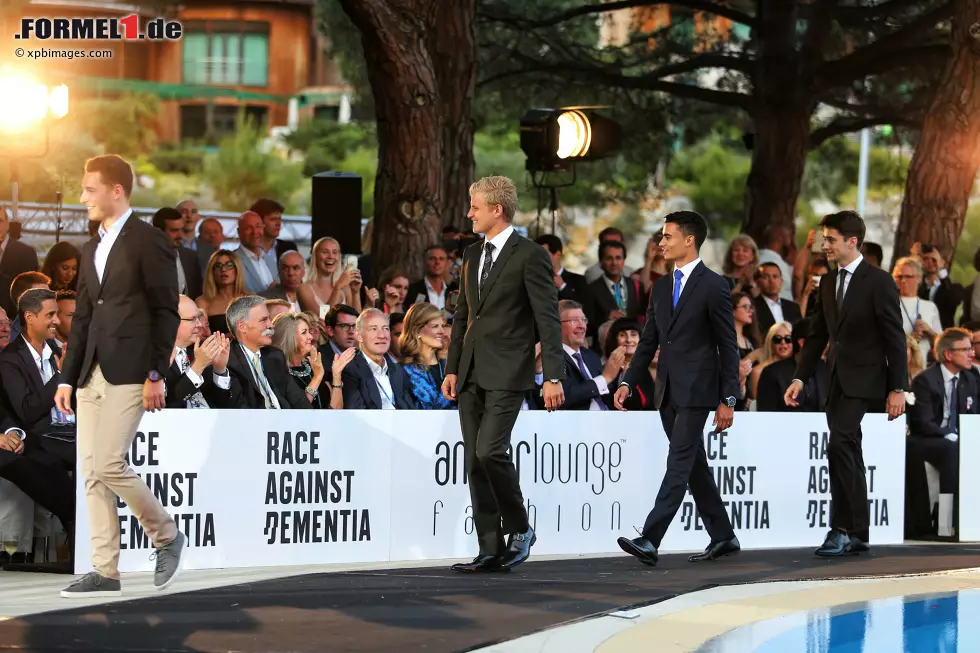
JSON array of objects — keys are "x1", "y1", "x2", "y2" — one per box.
[
  {"x1": 0, "y1": 449, "x2": 75, "y2": 526},
  {"x1": 826, "y1": 376, "x2": 879, "y2": 542},
  {"x1": 458, "y1": 377, "x2": 529, "y2": 555},
  {"x1": 907, "y1": 436, "x2": 958, "y2": 493},
  {"x1": 642, "y1": 384, "x2": 734, "y2": 546}
]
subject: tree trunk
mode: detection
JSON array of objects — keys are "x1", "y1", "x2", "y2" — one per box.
[
  {"x1": 742, "y1": 106, "x2": 812, "y2": 245},
  {"x1": 339, "y1": 0, "x2": 476, "y2": 280},
  {"x1": 894, "y1": 0, "x2": 980, "y2": 266}
]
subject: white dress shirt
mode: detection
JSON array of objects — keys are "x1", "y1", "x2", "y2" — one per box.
[
  {"x1": 836, "y1": 254, "x2": 864, "y2": 300},
  {"x1": 362, "y1": 352, "x2": 396, "y2": 410},
  {"x1": 585, "y1": 261, "x2": 634, "y2": 284},
  {"x1": 95, "y1": 209, "x2": 133, "y2": 283},
  {"x1": 173, "y1": 346, "x2": 231, "y2": 408},
  {"x1": 424, "y1": 276, "x2": 447, "y2": 309},
  {"x1": 23, "y1": 337, "x2": 74, "y2": 425},
  {"x1": 478, "y1": 225, "x2": 515, "y2": 280},
  {"x1": 239, "y1": 342, "x2": 281, "y2": 409},
  {"x1": 564, "y1": 343, "x2": 609, "y2": 411},
  {"x1": 238, "y1": 246, "x2": 276, "y2": 289},
  {"x1": 764, "y1": 296, "x2": 784, "y2": 325},
  {"x1": 175, "y1": 250, "x2": 187, "y2": 294},
  {"x1": 0, "y1": 234, "x2": 10, "y2": 267},
  {"x1": 672, "y1": 257, "x2": 702, "y2": 301},
  {"x1": 603, "y1": 275, "x2": 630, "y2": 310}
]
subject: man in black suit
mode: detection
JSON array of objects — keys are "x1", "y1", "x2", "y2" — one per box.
[
  {"x1": 552, "y1": 299, "x2": 623, "y2": 410},
  {"x1": 0, "y1": 289, "x2": 76, "y2": 465},
  {"x1": 918, "y1": 244, "x2": 962, "y2": 330},
  {"x1": 442, "y1": 175, "x2": 565, "y2": 572},
  {"x1": 786, "y1": 210, "x2": 907, "y2": 557},
  {"x1": 535, "y1": 234, "x2": 590, "y2": 303},
  {"x1": 224, "y1": 294, "x2": 308, "y2": 409},
  {"x1": 908, "y1": 328, "x2": 977, "y2": 522},
  {"x1": 405, "y1": 245, "x2": 458, "y2": 310},
  {"x1": 753, "y1": 262, "x2": 802, "y2": 337},
  {"x1": 341, "y1": 308, "x2": 416, "y2": 409},
  {"x1": 55, "y1": 154, "x2": 185, "y2": 597},
  {"x1": 0, "y1": 206, "x2": 40, "y2": 319},
  {"x1": 756, "y1": 321, "x2": 828, "y2": 412},
  {"x1": 259, "y1": 250, "x2": 305, "y2": 311},
  {"x1": 165, "y1": 295, "x2": 235, "y2": 409},
  {"x1": 152, "y1": 207, "x2": 204, "y2": 300},
  {"x1": 586, "y1": 240, "x2": 644, "y2": 337},
  {"x1": 614, "y1": 211, "x2": 740, "y2": 567},
  {"x1": 250, "y1": 198, "x2": 298, "y2": 262}
]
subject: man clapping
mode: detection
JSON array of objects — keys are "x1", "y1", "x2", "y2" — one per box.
[{"x1": 166, "y1": 295, "x2": 235, "y2": 408}]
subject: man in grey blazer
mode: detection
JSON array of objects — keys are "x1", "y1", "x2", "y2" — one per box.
[{"x1": 442, "y1": 176, "x2": 565, "y2": 573}]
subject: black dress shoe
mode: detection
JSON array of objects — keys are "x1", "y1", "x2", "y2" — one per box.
[
  {"x1": 848, "y1": 535, "x2": 870, "y2": 553},
  {"x1": 617, "y1": 536, "x2": 658, "y2": 566},
  {"x1": 499, "y1": 527, "x2": 536, "y2": 569},
  {"x1": 450, "y1": 554, "x2": 509, "y2": 573},
  {"x1": 689, "y1": 536, "x2": 740, "y2": 562},
  {"x1": 815, "y1": 529, "x2": 858, "y2": 557}
]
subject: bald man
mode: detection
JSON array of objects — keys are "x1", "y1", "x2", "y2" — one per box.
[
  {"x1": 165, "y1": 295, "x2": 234, "y2": 409},
  {"x1": 259, "y1": 250, "x2": 305, "y2": 311},
  {"x1": 234, "y1": 211, "x2": 279, "y2": 293}
]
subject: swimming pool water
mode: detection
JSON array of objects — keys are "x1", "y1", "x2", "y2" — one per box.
[{"x1": 698, "y1": 588, "x2": 973, "y2": 652}]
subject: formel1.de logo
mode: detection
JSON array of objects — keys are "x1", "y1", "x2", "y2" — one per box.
[{"x1": 15, "y1": 15, "x2": 182, "y2": 41}]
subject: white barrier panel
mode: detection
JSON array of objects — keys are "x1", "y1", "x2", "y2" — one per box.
[
  {"x1": 959, "y1": 415, "x2": 980, "y2": 540},
  {"x1": 74, "y1": 410, "x2": 906, "y2": 574}
]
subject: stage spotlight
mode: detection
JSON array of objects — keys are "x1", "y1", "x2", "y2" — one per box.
[{"x1": 520, "y1": 108, "x2": 621, "y2": 172}]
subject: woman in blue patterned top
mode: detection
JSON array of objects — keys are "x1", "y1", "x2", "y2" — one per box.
[{"x1": 399, "y1": 302, "x2": 454, "y2": 409}]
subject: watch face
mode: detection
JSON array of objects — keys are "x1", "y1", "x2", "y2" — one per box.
[{"x1": 147, "y1": 371, "x2": 162, "y2": 382}]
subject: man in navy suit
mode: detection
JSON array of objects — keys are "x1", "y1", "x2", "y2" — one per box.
[
  {"x1": 552, "y1": 299, "x2": 623, "y2": 410},
  {"x1": 614, "y1": 210, "x2": 741, "y2": 566},
  {"x1": 341, "y1": 308, "x2": 417, "y2": 409}
]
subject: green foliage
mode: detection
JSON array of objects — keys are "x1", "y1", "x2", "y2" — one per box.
[
  {"x1": 72, "y1": 94, "x2": 160, "y2": 159},
  {"x1": 284, "y1": 120, "x2": 377, "y2": 177},
  {"x1": 148, "y1": 143, "x2": 207, "y2": 175},
  {"x1": 666, "y1": 132, "x2": 751, "y2": 228},
  {"x1": 802, "y1": 137, "x2": 909, "y2": 204},
  {"x1": 952, "y1": 203, "x2": 980, "y2": 286},
  {"x1": 202, "y1": 117, "x2": 305, "y2": 212}
]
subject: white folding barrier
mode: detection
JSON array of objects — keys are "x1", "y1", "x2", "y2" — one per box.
[
  {"x1": 73, "y1": 410, "x2": 907, "y2": 574},
  {"x1": 958, "y1": 415, "x2": 980, "y2": 540}
]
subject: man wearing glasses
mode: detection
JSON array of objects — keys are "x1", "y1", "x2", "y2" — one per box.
[
  {"x1": 321, "y1": 304, "x2": 359, "y2": 358},
  {"x1": 549, "y1": 300, "x2": 624, "y2": 410},
  {"x1": 165, "y1": 295, "x2": 233, "y2": 409}
]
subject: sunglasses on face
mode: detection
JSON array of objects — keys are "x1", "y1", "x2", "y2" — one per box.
[{"x1": 771, "y1": 336, "x2": 793, "y2": 344}]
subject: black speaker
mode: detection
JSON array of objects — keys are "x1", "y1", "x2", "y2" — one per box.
[{"x1": 311, "y1": 172, "x2": 363, "y2": 255}]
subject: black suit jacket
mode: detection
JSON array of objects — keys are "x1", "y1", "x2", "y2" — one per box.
[
  {"x1": 586, "y1": 275, "x2": 643, "y2": 336},
  {"x1": 0, "y1": 238, "x2": 40, "y2": 317},
  {"x1": 909, "y1": 363, "x2": 979, "y2": 437},
  {"x1": 405, "y1": 278, "x2": 459, "y2": 309},
  {"x1": 918, "y1": 278, "x2": 962, "y2": 330},
  {"x1": 275, "y1": 238, "x2": 299, "y2": 263},
  {"x1": 624, "y1": 261, "x2": 740, "y2": 409},
  {"x1": 177, "y1": 246, "x2": 204, "y2": 300},
  {"x1": 0, "y1": 336, "x2": 68, "y2": 436},
  {"x1": 753, "y1": 295, "x2": 803, "y2": 337},
  {"x1": 446, "y1": 232, "x2": 564, "y2": 391},
  {"x1": 62, "y1": 216, "x2": 180, "y2": 387},
  {"x1": 226, "y1": 341, "x2": 308, "y2": 409},
  {"x1": 558, "y1": 347, "x2": 608, "y2": 410},
  {"x1": 795, "y1": 260, "x2": 908, "y2": 399},
  {"x1": 558, "y1": 268, "x2": 590, "y2": 303},
  {"x1": 341, "y1": 352, "x2": 417, "y2": 409},
  {"x1": 756, "y1": 356, "x2": 828, "y2": 412},
  {"x1": 164, "y1": 346, "x2": 237, "y2": 409}
]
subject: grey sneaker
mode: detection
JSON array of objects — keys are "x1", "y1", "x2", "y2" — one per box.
[
  {"x1": 61, "y1": 572, "x2": 121, "y2": 598},
  {"x1": 151, "y1": 531, "x2": 185, "y2": 590}
]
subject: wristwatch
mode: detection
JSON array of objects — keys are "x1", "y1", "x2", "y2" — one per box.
[
  {"x1": 547, "y1": 378, "x2": 560, "y2": 384},
  {"x1": 146, "y1": 370, "x2": 162, "y2": 382},
  {"x1": 724, "y1": 396, "x2": 737, "y2": 408}
]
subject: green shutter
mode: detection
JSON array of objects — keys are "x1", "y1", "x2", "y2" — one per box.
[
  {"x1": 182, "y1": 33, "x2": 208, "y2": 85},
  {"x1": 242, "y1": 34, "x2": 269, "y2": 87}
]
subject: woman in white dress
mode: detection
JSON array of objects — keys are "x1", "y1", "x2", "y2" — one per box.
[{"x1": 892, "y1": 256, "x2": 941, "y2": 370}]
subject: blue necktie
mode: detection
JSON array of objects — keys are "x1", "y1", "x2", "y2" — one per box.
[
  {"x1": 672, "y1": 269, "x2": 683, "y2": 308},
  {"x1": 613, "y1": 282, "x2": 624, "y2": 310}
]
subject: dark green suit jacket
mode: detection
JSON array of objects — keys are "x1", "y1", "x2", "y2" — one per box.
[{"x1": 446, "y1": 230, "x2": 565, "y2": 391}]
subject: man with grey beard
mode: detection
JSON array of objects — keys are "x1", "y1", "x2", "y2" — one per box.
[{"x1": 224, "y1": 295, "x2": 307, "y2": 409}]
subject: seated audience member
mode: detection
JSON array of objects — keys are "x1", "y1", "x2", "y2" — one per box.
[
  {"x1": 374, "y1": 267, "x2": 410, "y2": 314},
  {"x1": 405, "y1": 246, "x2": 457, "y2": 310},
  {"x1": 907, "y1": 328, "x2": 977, "y2": 522},
  {"x1": 166, "y1": 295, "x2": 234, "y2": 409},
  {"x1": 895, "y1": 256, "x2": 942, "y2": 369},
  {"x1": 550, "y1": 300, "x2": 621, "y2": 411},
  {"x1": 908, "y1": 334, "x2": 925, "y2": 381},
  {"x1": 299, "y1": 237, "x2": 363, "y2": 313},
  {"x1": 321, "y1": 304, "x2": 359, "y2": 357},
  {"x1": 388, "y1": 312, "x2": 405, "y2": 358},
  {"x1": 152, "y1": 207, "x2": 204, "y2": 299},
  {"x1": 586, "y1": 240, "x2": 644, "y2": 337},
  {"x1": 0, "y1": 288, "x2": 75, "y2": 466},
  {"x1": 632, "y1": 233, "x2": 668, "y2": 301},
  {"x1": 753, "y1": 263, "x2": 802, "y2": 337},
  {"x1": 197, "y1": 249, "x2": 245, "y2": 335},
  {"x1": 225, "y1": 295, "x2": 307, "y2": 409},
  {"x1": 198, "y1": 308, "x2": 211, "y2": 339},
  {"x1": 799, "y1": 257, "x2": 830, "y2": 317},
  {"x1": 260, "y1": 250, "x2": 305, "y2": 312},
  {"x1": 8, "y1": 271, "x2": 50, "y2": 342},
  {"x1": 756, "y1": 321, "x2": 829, "y2": 412},
  {"x1": 55, "y1": 290, "x2": 74, "y2": 351},
  {"x1": 272, "y1": 312, "x2": 353, "y2": 409},
  {"x1": 41, "y1": 241, "x2": 80, "y2": 292},
  {"x1": 602, "y1": 316, "x2": 650, "y2": 409},
  {"x1": 341, "y1": 308, "x2": 416, "y2": 409},
  {"x1": 0, "y1": 206, "x2": 41, "y2": 319},
  {"x1": 251, "y1": 198, "x2": 299, "y2": 262},
  {"x1": 861, "y1": 241, "x2": 883, "y2": 268},
  {"x1": 265, "y1": 298, "x2": 292, "y2": 321},
  {"x1": 196, "y1": 217, "x2": 225, "y2": 273},
  {"x1": 747, "y1": 322, "x2": 796, "y2": 404},
  {"x1": 234, "y1": 211, "x2": 279, "y2": 293},
  {"x1": 399, "y1": 303, "x2": 454, "y2": 409},
  {"x1": 536, "y1": 234, "x2": 589, "y2": 302},
  {"x1": 438, "y1": 316, "x2": 452, "y2": 363},
  {"x1": 722, "y1": 234, "x2": 760, "y2": 297}
]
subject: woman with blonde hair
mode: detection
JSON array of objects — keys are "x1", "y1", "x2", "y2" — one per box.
[
  {"x1": 722, "y1": 234, "x2": 760, "y2": 296},
  {"x1": 747, "y1": 322, "x2": 795, "y2": 403},
  {"x1": 893, "y1": 256, "x2": 941, "y2": 370},
  {"x1": 272, "y1": 312, "x2": 354, "y2": 409},
  {"x1": 197, "y1": 249, "x2": 245, "y2": 334},
  {"x1": 298, "y1": 236, "x2": 365, "y2": 314},
  {"x1": 399, "y1": 302, "x2": 454, "y2": 409}
]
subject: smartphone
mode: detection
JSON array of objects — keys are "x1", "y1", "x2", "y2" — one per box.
[
  {"x1": 811, "y1": 231, "x2": 825, "y2": 253},
  {"x1": 343, "y1": 254, "x2": 359, "y2": 270},
  {"x1": 319, "y1": 304, "x2": 331, "y2": 320},
  {"x1": 812, "y1": 275, "x2": 822, "y2": 284}
]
